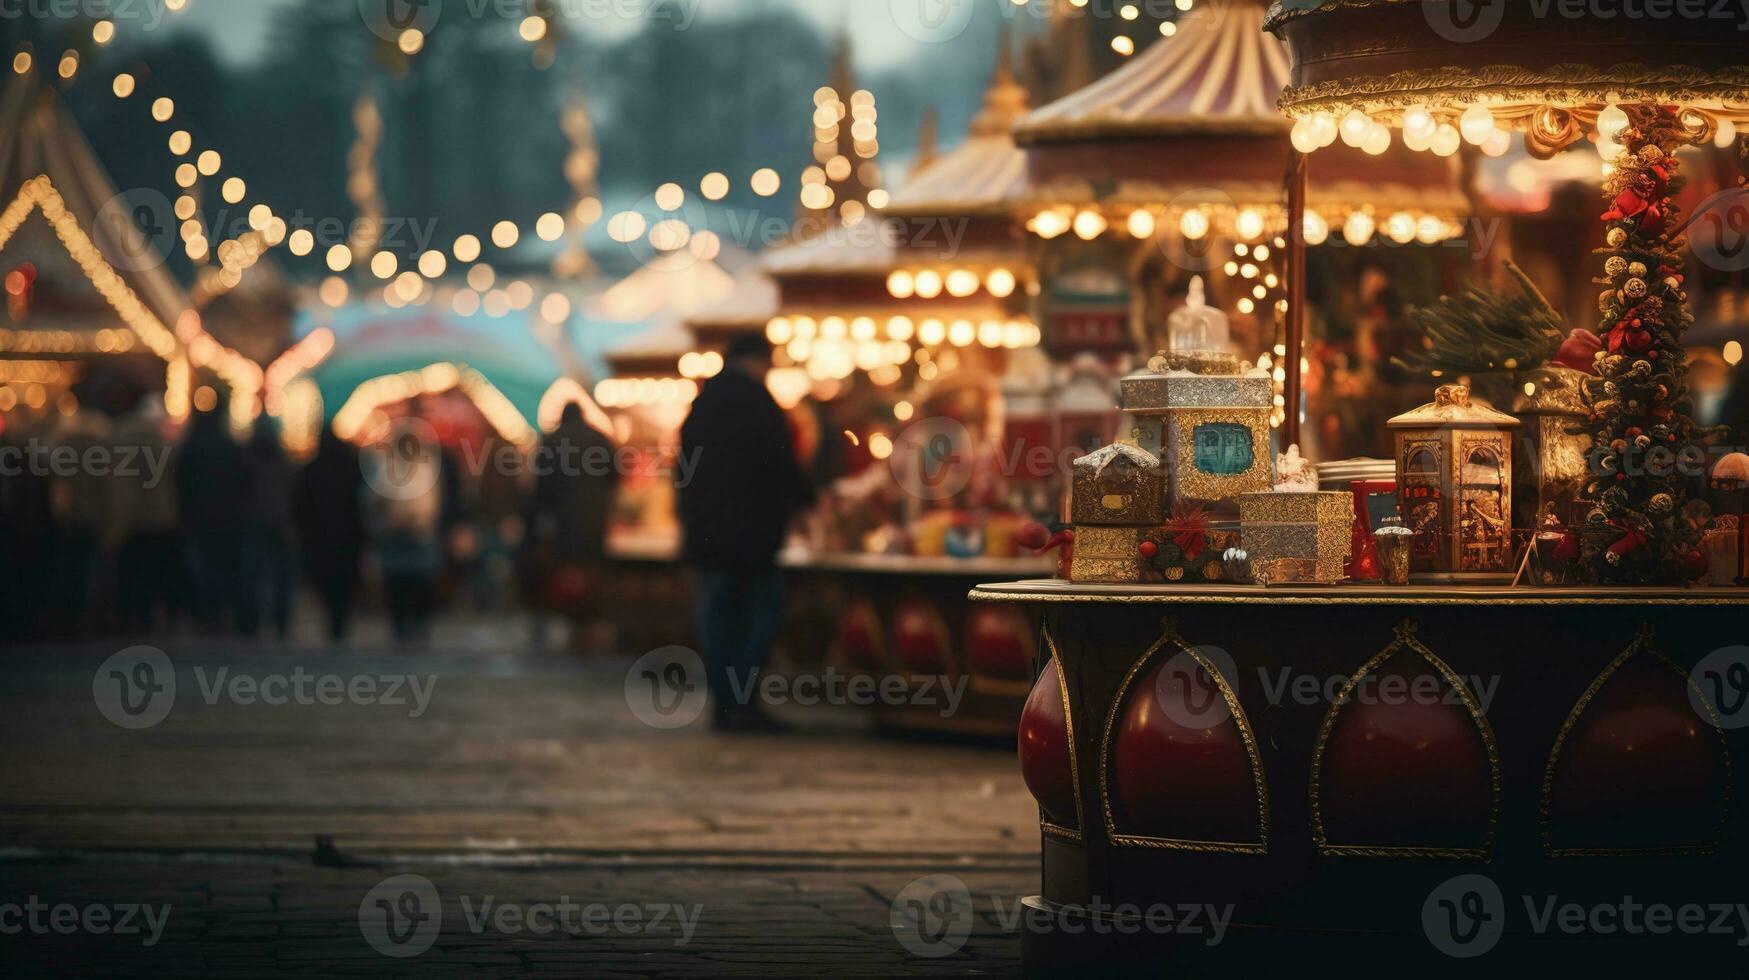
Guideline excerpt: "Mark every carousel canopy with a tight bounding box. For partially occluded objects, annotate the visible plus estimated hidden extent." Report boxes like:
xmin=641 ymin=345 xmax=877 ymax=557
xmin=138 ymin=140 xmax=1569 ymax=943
xmin=1265 ymin=0 xmax=1749 ymax=155
xmin=1014 ymin=0 xmax=1467 ymax=235
xmin=0 ymin=72 xmax=189 ymax=362
xmin=295 ymin=301 xmax=562 ymax=432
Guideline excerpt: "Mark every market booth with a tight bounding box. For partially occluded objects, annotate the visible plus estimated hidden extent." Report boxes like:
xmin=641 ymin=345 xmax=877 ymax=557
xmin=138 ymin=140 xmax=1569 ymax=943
xmin=987 ymin=0 xmax=1749 ymax=969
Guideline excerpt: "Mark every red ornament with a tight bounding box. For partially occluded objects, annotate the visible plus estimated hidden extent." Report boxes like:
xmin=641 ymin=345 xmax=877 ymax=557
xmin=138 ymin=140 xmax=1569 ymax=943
xmin=1139 ymin=540 xmax=1159 ymax=560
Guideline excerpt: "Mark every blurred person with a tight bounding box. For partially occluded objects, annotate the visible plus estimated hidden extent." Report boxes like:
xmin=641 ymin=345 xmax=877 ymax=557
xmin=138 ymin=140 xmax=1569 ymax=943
xmin=112 ymin=398 xmax=182 ymax=633
xmin=294 ymin=426 xmax=368 ymax=643
xmin=678 ymin=335 xmax=814 ymax=731
xmin=47 ymin=400 xmax=118 ymax=635
xmin=1 ymin=417 xmax=58 ymax=640
xmin=238 ymin=418 xmax=296 ymax=639
xmin=177 ymin=400 xmax=250 ymax=631
xmin=366 ymin=421 xmax=447 ymax=644
xmin=522 ymin=403 xmax=620 ymax=648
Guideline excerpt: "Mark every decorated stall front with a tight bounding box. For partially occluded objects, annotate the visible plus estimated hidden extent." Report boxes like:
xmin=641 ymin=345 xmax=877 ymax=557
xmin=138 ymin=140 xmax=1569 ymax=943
xmin=985 ymin=1 xmax=1749 ymax=970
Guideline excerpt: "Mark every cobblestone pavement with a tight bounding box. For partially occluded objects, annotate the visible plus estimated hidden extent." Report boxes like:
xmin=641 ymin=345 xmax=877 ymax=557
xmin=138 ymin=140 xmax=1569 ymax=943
xmin=0 ymin=620 xmax=1039 ymax=976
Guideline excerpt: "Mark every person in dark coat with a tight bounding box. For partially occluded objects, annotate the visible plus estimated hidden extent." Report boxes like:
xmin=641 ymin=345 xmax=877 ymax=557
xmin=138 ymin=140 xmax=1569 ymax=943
xmin=239 ymin=418 xmax=296 ymax=639
xmin=176 ymin=400 xmax=250 ymax=631
xmin=523 ymin=403 xmax=620 ymax=641
xmin=678 ymin=335 xmax=814 ymax=730
xmin=294 ymin=426 xmax=368 ymax=642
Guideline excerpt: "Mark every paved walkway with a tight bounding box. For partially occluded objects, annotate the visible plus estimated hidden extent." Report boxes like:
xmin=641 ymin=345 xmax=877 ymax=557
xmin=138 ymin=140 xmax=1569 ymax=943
xmin=0 ymin=621 xmax=1039 ymax=975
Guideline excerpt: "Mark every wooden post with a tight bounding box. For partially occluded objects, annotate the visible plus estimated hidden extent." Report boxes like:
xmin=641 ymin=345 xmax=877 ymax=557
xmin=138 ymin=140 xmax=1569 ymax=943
xmin=1284 ymin=151 xmax=1308 ymax=452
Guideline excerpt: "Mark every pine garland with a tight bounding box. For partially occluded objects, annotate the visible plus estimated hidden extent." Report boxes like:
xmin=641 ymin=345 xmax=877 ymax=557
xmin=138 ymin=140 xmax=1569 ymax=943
xmin=1395 ymin=261 xmax=1566 ymax=377
xmin=1578 ymin=105 xmax=1700 ymax=584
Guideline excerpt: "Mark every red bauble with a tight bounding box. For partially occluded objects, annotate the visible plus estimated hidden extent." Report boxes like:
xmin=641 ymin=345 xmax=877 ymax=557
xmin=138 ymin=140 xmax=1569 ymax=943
xmin=1138 ymin=540 xmax=1159 ymax=560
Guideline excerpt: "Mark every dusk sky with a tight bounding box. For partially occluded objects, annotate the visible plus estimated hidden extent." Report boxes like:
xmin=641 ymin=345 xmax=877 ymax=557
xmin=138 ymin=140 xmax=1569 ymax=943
xmin=178 ymin=0 xmax=975 ymax=69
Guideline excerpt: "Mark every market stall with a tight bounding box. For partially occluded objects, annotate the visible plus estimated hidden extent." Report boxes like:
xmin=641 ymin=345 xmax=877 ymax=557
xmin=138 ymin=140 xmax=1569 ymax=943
xmin=985 ymin=0 xmax=1749 ymax=968
xmin=1013 ymin=0 xmax=1471 ymax=444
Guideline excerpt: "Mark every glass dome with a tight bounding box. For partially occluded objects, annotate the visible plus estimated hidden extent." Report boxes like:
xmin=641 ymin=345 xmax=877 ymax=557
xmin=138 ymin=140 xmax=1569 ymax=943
xmin=1167 ymin=276 xmax=1230 ymax=354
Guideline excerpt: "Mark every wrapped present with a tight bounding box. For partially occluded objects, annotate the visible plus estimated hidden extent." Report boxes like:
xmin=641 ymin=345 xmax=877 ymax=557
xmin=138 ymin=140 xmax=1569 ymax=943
xmin=1070 ymin=442 xmax=1164 ymax=526
xmin=1120 ymin=369 xmax=1274 ymax=512
xmin=1238 ymin=490 xmax=1354 ymax=583
xmin=1069 ymin=525 xmax=1147 ymax=583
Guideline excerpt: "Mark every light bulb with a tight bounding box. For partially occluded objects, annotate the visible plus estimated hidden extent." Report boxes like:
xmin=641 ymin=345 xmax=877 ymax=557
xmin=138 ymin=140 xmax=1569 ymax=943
xmin=1072 ymin=209 xmax=1107 ymax=240
xmin=1596 ymin=130 xmax=1623 ymax=161
xmin=1235 ymin=209 xmax=1266 ymax=241
xmin=1481 ymin=129 xmax=1511 ymax=157
xmin=1291 ymin=117 xmax=1319 ymax=154
xmin=1180 ymin=210 xmax=1210 ymax=240
xmin=1460 ymin=104 xmax=1496 ymax=145
xmin=1310 ymin=112 xmax=1338 ymax=147
xmin=1597 ymin=103 xmax=1630 ymax=140
xmin=1403 ymin=125 xmax=1433 ymax=152
xmin=1302 ymin=211 xmax=1329 ymax=246
xmin=1340 ymin=109 xmax=1371 ymax=148
xmin=1403 ymin=106 xmax=1436 ymax=142
xmin=1127 ymin=209 xmax=1156 ymax=239
xmin=1343 ymin=211 xmax=1374 ymax=246
xmin=1361 ymin=124 xmax=1391 ymax=156
xmin=1431 ymin=124 xmax=1461 ymax=157
xmin=1385 ymin=212 xmax=1416 ymax=244
xmin=1716 ymin=118 xmax=1739 ymax=149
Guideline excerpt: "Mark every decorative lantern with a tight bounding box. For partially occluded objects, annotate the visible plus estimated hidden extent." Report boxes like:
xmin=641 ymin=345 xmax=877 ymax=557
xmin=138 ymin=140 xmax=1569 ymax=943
xmin=1512 ymin=366 xmax=1593 ymax=530
xmin=1711 ymin=453 xmax=1749 ymax=586
xmin=1120 ymin=364 xmax=1273 ymax=515
xmin=1388 ymin=385 xmax=1520 ymax=578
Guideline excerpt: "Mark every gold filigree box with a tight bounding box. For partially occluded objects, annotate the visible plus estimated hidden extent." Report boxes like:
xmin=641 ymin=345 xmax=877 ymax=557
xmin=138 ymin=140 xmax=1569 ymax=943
xmin=1238 ymin=491 xmax=1354 ymax=582
xmin=1069 ymin=525 xmax=1146 ymax=583
xmin=1070 ymin=443 xmax=1164 ymax=526
xmin=1120 ymin=371 xmax=1274 ymax=510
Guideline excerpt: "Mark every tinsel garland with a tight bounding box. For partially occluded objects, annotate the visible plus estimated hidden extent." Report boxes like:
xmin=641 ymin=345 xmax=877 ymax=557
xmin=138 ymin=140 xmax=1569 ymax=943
xmin=1578 ymin=105 xmax=1701 ymax=584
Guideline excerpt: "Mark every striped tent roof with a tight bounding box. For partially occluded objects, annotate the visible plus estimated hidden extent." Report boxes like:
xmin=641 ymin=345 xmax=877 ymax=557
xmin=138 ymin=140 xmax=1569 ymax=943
xmin=1016 ymin=0 xmax=1291 ymax=142
xmin=883 ymin=59 xmax=1031 ymax=217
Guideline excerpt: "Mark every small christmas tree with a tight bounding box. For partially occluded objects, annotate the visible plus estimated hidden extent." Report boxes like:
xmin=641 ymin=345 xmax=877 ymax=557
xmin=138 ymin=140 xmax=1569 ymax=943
xmin=1579 ymin=106 xmax=1701 ymax=584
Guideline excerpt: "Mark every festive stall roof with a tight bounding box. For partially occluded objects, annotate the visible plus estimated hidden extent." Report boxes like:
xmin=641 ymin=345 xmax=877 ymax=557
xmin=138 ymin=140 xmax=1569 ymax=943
xmin=582 ymin=252 xmax=737 ymax=325
xmin=760 ymin=228 xmax=897 ymax=279
xmin=685 ymin=268 xmax=779 ymax=345
xmin=882 ymin=49 xmax=1031 ymax=219
xmin=1014 ymin=0 xmax=1467 ymax=235
xmin=0 ymin=72 xmax=188 ymax=362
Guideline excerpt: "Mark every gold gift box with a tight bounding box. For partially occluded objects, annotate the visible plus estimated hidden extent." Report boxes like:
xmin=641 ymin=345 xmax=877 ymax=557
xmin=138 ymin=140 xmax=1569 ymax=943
xmin=1070 ymin=525 xmax=1146 ymax=583
xmin=1238 ymin=491 xmax=1354 ymax=582
xmin=1070 ymin=443 xmax=1165 ymax=526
